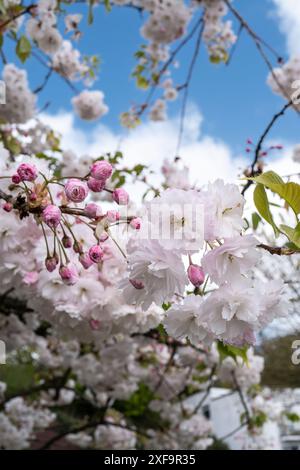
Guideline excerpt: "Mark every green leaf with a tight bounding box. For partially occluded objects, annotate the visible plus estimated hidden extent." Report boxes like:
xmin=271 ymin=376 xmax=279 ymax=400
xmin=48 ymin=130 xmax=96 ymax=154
xmin=103 ymin=0 xmax=111 ymax=12
xmin=252 ymin=212 xmax=261 ymax=230
xmin=0 ymin=35 xmax=3 ymax=49
xmin=285 ymin=412 xmax=300 ymax=423
xmin=0 ymin=363 xmax=35 ymax=396
xmin=252 ymin=170 xmax=284 ymax=186
xmin=5 ymin=136 xmax=21 ymax=155
xmin=16 ymin=35 xmax=31 ymax=63
xmin=253 ymin=183 xmax=279 ymax=236
xmin=280 ymin=222 xmax=300 ymax=248
xmin=136 ymin=75 xmax=149 ymax=90
xmin=217 ymin=341 xmax=248 ymax=365
xmin=252 ymin=171 xmax=300 ymax=216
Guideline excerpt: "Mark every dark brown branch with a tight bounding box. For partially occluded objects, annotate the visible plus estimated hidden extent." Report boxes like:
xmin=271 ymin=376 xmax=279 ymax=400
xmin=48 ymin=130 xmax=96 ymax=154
xmin=0 ymin=188 xmax=12 ymax=203
xmin=176 ymin=19 xmax=205 ymax=155
xmin=0 ymin=5 xmax=36 ymax=31
xmin=241 ymin=100 xmax=293 ymax=195
xmin=257 ymin=243 xmax=300 ymax=256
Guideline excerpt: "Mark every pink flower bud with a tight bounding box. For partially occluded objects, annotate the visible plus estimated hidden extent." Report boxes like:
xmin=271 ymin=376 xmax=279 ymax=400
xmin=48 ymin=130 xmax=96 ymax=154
xmin=187 ymin=264 xmax=205 ymax=287
xmin=2 ymin=202 xmax=13 ymax=212
xmin=90 ymin=161 xmax=112 ymax=181
xmin=12 ymin=173 xmax=21 ymax=184
xmin=106 ymin=210 xmax=120 ymax=222
xmin=73 ymin=241 xmax=83 ymax=254
xmin=99 ymin=232 xmax=109 ymax=243
xmin=59 ymin=263 xmax=79 ymax=285
xmin=84 ymin=202 xmax=102 ymax=219
xmin=112 ymin=188 xmax=129 ymax=205
xmin=79 ymin=252 xmax=93 ymax=269
xmin=87 ymin=176 xmax=105 ymax=193
xmin=42 ymin=204 xmax=61 ymax=229
xmin=23 ymin=271 xmax=38 ymax=285
xmin=45 ymin=256 xmax=58 ymax=272
xmin=130 ymin=279 xmax=144 ymax=290
xmin=65 ymin=178 xmax=88 ymax=203
xmin=62 ymin=235 xmax=72 ymax=248
xmin=17 ymin=163 xmax=38 ymax=182
xmin=29 ymin=192 xmax=37 ymax=202
xmin=88 ymin=245 xmax=104 ymax=263
xmin=89 ymin=319 xmax=101 ymax=330
xmin=130 ymin=217 xmax=141 ymax=230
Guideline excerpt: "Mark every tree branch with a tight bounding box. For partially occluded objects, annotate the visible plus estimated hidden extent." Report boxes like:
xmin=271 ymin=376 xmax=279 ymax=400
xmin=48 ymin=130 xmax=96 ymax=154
xmin=241 ymin=100 xmax=293 ymax=195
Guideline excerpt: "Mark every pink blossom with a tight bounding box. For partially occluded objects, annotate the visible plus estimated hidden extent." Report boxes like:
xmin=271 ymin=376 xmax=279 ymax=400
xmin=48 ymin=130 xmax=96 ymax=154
xmin=11 ymin=173 xmax=21 ymax=184
xmin=17 ymin=163 xmax=38 ymax=182
xmin=79 ymin=252 xmax=93 ymax=270
xmin=99 ymin=233 xmax=109 ymax=242
xmin=84 ymin=202 xmax=102 ymax=219
xmin=88 ymin=245 xmax=104 ymax=263
xmin=62 ymin=236 xmax=72 ymax=248
xmin=187 ymin=264 xmax=205 ymax=287
xmin=90 ymin=160 xmax=112 ymax=181
xmin=130 ymin=217 xmax=141 ymax=230
xmin=65 ymin=178 xmax=88 ymax=202
xmin=42 ymin=205 xmax=61 ymax=229
xmin=112 ymin=188 xmax=129 ymax=205
xmin=87 ymin=176 xmax=105 ymax=192
xmin=59 ymin=263 xmax=79 ymax=285
xmin=23 ymin=271 xmax=39 ymax=285
xmin=106 ymin=210 xmax=120 ymax=222
xmin=129 ymin=279 xmax=144 ymax=290
xmin=89 ymin=319 xmax=101 ymax=330
xmin=45 ymin=256 xmax=59 ymax=272
xmin=2 ymin=202 xmax=13 ymax=212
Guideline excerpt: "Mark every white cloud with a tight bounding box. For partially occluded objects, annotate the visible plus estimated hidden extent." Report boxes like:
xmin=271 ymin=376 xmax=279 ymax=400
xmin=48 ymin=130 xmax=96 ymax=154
xmin=271 ymin=0 xmax=300 ymax=56
xmin=41 ymin=106 xmax=239 ymax=184
xmin=40 ymin=105 xmax=299 ymax=201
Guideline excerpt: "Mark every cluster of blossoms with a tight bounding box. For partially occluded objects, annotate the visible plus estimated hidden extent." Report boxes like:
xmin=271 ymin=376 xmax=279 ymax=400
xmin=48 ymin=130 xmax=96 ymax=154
xmin=140 ymin=0 xmax=192 ymax=45
xmin=0 ymin=145 xmax=290 ymax=349
xmin=72 ymin=90 xmax=109 ymax=121
xmin=51 ymin=40 xmax=89 ymax=82
xmin=0 ymin=295 xmax=281 ymax=450
xmin=267 ymin=56 xmax=300 ymax=108
xmin=26 ymin=0 xmax=62 ymax=55
xmin=201 ymin=0 xmax=237 ymax=62
xmin=0 ymin=64 xmax=36 ymax=124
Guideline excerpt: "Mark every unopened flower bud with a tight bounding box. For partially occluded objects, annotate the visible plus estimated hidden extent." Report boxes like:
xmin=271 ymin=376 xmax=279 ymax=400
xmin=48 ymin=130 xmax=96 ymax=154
xmin=17 ymin=162 xmax=38 ymax=182
xmin=62 ymin=235 xmax=72 ymax=248
xmin=73 ymin=241 xmax=83 ymax=254
xmin=99 ymin=232 xmax=109 ymax=243
xmin=90 ymin=161 xmax=112 ymax=181
xmin=42 ymin=204 xmax=61 ymax=229
xmin=187 ymin=264 xmax=205 ymax=287
xmin=12 ymin=173 xmax=21 ymax=184
xmin=2 ymin=202 xmax=13 ymax=212
xmin=79 ymin=252 xmax=93 ymax=270
xmin=87 ymin=177 xmax=105 ymax=192
xmin=89 ymin=319 xmax=101 ymax=330
xmin=130 ymin=217 xmax=141 ymax=230
xmin=88 ymin=244 xmax=104 ymax=263
xmin=59 ymin=263 xmax=79 ymax=285
xmin=112 ymin=188 xmax=129 ymax=205
xmin=106 ymin=210 xmax=120 ymax=222
xmin=84 ymin=202 xmax=102 ymax=219
xmin=45 ymin=256 xmax=58 ymax=272
xmin=65 ymin=178 xmax=88 ymax=202
xmin=130 ymin=279 xmax=144 ymax=290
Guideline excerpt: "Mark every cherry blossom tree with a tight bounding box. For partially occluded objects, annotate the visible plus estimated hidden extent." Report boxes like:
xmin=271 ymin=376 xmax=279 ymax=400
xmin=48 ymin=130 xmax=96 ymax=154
xmin=0 ymin=0 xmax=299 ymax=450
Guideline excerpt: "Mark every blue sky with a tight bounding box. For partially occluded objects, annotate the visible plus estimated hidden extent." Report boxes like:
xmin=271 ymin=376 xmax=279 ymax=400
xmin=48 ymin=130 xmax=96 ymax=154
xmin=3 ymin=0 xmax=300 ymax=162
